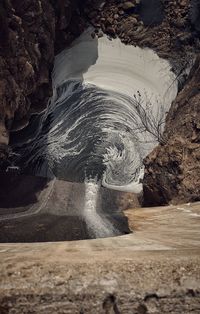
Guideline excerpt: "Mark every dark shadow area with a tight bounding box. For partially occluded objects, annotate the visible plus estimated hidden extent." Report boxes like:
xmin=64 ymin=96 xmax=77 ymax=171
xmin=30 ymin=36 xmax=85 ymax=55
xmin=190 ymin=0 xmax=200 ymax=36
xmin=137 ymin=0 xmax=164 ymax=26
xmin=0 ymin=173 xmax=48 ymax=211
xmin=0 ymin=214 xmax=88 ymax=242
xmin=0 ymin=174 xmax=131 ymax=242
xmin=0 ymin=213 xmax=130 ymax=243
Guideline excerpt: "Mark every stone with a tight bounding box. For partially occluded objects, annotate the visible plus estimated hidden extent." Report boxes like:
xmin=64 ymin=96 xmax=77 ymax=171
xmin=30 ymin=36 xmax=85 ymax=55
xmin=122 ymin=2 xmax=135 ymax=11
xmin=98 ymin=31 xmax=104 ymax=38
xmin=106 ymin=26 xmax=116 ymax=36
xmin=177 ymin=32 xmax=192 ymax=43
xmin=129 ymin=17 xmax=138 ymax=24
xmin=91 ymin=32 xmax=96 ymax=39
xmin=119 ymin=10 xmax=124 ymax=15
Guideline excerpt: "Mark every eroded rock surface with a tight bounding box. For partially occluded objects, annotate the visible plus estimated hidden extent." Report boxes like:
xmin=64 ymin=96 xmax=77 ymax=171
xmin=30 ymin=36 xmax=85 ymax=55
xmin=0 ymin=0 xmax=85 ymax=166
xmin=0 ymin=0 xmax=55 ymax=135
xmin=143 ymin=55 xmax=200 ymax=205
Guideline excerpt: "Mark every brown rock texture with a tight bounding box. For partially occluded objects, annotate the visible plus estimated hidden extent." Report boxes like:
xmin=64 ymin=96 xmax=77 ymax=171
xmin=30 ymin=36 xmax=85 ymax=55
xmin=1 ymin=253 xmax=200 ymax=313
xmin=84 ymin=0 xmax=198 ymax=61
xmin=143 ymin=56 xmax=200 ymax=205
xmin=0 ymin=0 xmax=55 ymax=134
xmin=0 ymin=0 xmax=85 ymax=166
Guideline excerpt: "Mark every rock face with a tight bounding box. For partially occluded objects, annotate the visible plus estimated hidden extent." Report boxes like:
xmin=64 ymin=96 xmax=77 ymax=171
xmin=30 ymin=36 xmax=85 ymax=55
xmin=0 ymin=0 xmax=55 ymax=135
xmin=84 ymin=0 xmax=195 ymax=59
xmin=143 ymin=56 xmax=200 ymax=205
xmin=0 ymin=0 xmax=85 ymax=166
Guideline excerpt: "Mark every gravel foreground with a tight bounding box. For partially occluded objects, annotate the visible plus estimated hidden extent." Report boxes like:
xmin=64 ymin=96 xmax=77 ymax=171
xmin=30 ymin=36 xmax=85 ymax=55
xmin=0 ymin=247 xmax=199 ymax=313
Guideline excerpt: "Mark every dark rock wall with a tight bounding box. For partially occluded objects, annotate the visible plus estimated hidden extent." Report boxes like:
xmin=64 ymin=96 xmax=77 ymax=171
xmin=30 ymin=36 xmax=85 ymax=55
xmin=0 ymin=0 xmax=85 ymax=160
xmin=143 ymin=55 xmax=200 ymax=205
xmin=0 ymin=0 xmax=55 ymax=136
xmin=190 ymin=0 xmax=200 ymax=32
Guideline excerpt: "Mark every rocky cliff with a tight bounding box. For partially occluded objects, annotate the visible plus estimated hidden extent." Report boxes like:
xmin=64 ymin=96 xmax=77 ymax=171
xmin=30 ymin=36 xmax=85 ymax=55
xmin=0 ymin=0 xmax=54 ymax=159
xmin=143 ymin=55 xmax=200 ymax=205
xmin=0 ymin=0 xmax=85 ymax=166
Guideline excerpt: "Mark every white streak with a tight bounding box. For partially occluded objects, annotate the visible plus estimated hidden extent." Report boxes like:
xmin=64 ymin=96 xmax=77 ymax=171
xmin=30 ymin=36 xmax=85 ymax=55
xmin=83 ymin=178 xmax=117 ymax=238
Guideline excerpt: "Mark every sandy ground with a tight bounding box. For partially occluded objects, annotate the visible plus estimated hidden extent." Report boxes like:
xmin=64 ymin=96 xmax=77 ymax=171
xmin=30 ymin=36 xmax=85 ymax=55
xmin=0 ymin=202 xmax=200 ymax=313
